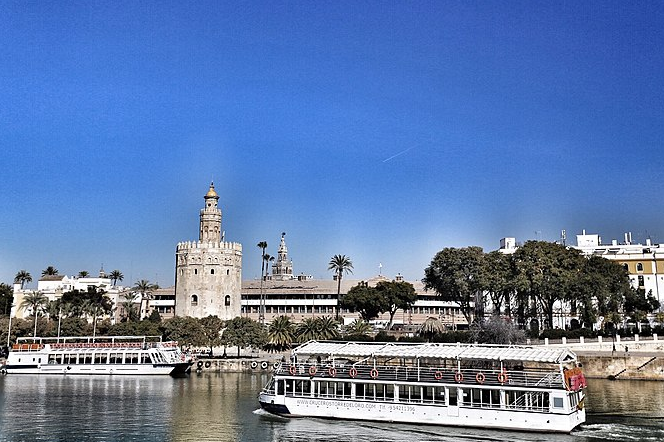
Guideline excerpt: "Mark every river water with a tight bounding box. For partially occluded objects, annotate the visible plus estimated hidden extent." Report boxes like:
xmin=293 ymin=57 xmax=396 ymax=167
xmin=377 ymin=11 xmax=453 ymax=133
xmin=0 ymin=373 xmax=662 ymax=442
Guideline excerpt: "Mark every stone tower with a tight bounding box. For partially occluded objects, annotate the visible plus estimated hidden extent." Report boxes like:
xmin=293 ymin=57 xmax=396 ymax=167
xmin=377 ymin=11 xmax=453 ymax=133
xmin=174 ymin=183 xmax=242 ymax=319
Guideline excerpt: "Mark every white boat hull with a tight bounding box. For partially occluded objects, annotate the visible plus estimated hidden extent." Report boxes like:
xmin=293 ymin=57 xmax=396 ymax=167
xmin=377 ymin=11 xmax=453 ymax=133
xmin=259 ymin=392 xmax=585 ymax=433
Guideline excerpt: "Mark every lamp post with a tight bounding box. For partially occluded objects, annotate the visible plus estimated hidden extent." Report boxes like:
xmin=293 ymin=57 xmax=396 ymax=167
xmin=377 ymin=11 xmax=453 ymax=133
xmin=6 ymin=303 xmax=15 ymax=348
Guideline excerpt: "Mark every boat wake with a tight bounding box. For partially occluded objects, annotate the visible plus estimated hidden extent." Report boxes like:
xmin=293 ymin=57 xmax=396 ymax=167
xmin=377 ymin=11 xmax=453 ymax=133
xmin=575 ymin=423 xmax=664 ymax=441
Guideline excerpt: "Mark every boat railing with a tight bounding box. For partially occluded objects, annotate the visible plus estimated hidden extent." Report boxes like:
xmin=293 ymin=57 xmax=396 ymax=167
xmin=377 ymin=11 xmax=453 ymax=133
xmin=278 ymin=363 xmax=564 ymax=389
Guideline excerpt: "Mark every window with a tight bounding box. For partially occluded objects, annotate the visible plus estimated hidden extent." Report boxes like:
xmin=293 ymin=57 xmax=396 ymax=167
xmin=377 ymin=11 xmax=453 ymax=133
xmin=638 ymin=275 xmax=645 ymax=287
xmin=194 ymin=268 xmax=198 ymax=275
xmin=191 ymin=295 xmax=198 ymax=306
xmin=211 ymin=269 xmax=215 ymax=275
xmin=225 ymin=295 xmax=231 ymax=306
xmin=637 ymin=262 xmax=644 ymax=272
xmin=553 ymin=397 xmax=564 ymax=408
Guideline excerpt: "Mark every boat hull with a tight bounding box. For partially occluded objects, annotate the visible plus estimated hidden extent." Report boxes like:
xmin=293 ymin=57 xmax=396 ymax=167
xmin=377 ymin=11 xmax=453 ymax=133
xmin=258 ymin=392 xmax=585 ymax=433
xmin=5 ymin=361 xmax=191 ymax=377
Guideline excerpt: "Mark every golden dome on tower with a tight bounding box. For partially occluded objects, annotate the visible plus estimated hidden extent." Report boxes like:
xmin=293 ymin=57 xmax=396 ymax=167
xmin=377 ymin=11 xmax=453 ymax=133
xmin=205 ymin=182 xmax=218 ymax=198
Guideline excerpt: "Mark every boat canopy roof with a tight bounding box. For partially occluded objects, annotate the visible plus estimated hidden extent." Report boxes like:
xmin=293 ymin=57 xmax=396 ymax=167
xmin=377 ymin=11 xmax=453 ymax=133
xmin=292 ymin=341 xmax=577 ymax=365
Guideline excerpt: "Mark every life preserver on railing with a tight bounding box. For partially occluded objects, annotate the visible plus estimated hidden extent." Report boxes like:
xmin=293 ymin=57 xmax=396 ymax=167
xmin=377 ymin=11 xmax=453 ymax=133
xmin=197 ymin=361 xmax=203 ymax=368
xmin=434 ymin=371 xmax=443 ymax=380
xmin=251 ymin=361 xmax=258 ymax=369
xmin=370 ymin=368 xmax=379 ymax=379
xmin=261 ymin=361 xmax=268 ymax=370
xmin=476 ymin=372 xmax=485 ymax=384
xmin=273 ymin=362 xmax=280 ymax=370
xmin=289 ymin=365 xmax=297 ymax=375
xmin=454 ymin=372 xmax=463 ymax=383
xmin=349 ymin=367 xmax=358 ymax=378
xmin=328 ymin=367 xmax=337 ymax=377
xmin=309 ymin=365 xmax=317 ymax=376
xmin=498 ymin=371 xmax=508 ymax=384
xmin=205 ymin=361 xmax=211 ymax=368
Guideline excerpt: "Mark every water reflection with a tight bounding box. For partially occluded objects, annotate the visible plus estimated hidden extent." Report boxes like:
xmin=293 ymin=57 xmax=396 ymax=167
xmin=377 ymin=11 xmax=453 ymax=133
xmin=0 ymin=374 xmax=662 ymax=442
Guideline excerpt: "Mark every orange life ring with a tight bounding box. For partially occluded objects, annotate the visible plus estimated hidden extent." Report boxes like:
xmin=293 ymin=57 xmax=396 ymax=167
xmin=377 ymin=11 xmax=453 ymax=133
xmin=454 ymin=372 xmax=463 ymax=383
xmin=370 ymin=368 xmax=379 ymax=379
xmin=434 ymin=371 xmax=443 ymax=380
xmin=349 ymin=367 xmax=358 ymax=378
xmin=289 ymin=365 xmax=297 ymax=375
xmin=328 ymin=367 xmax=337 ymax=377
xmin=309 ymin=365 xmax=318 ymax=376
xmin=498 ymin=372 xmax=508 ymax=384
xmin=476 ymin=372 xmax=485 ymax=384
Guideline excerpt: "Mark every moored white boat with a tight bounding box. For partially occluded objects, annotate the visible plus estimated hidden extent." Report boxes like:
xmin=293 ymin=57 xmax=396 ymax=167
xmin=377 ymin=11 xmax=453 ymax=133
xmin=259 ymin=341 xmax=587 ymax=433
xmin=4 ymin=336 xmax=192 ymax=377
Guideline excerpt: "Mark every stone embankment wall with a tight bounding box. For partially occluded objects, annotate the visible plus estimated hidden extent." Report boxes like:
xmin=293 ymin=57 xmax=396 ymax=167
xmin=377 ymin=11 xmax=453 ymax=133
xmin=193 ymin=358 xmax=282 ymax=373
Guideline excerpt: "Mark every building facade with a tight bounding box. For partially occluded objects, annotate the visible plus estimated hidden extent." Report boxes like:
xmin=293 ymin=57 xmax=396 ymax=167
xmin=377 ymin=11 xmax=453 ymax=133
xmin=174 ymin=183 xmax=242 ymax=319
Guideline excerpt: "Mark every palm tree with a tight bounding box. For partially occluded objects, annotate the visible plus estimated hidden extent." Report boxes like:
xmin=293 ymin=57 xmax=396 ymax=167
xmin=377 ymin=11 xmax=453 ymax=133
xmin=344 ymin=319 xmax=372 ymax=337
xmin=419 ymin=317 xmax=445 ymax=342
xmin=83 ymin=288 xmax=113 ymax=338
xmin=120 ymin=292 xmax=139 ymax=321
xmin=110 ymin=270 xmax=124 ymax=286
xmin=19 ymin=291 xmax=49 ymax=337
xmin=296 ymin=318 xmax=321 ymax=343
xmin=266 ymin=315 xmax=296 ymax=352
xmin=78 ymin=271 xmax=89 ymax=278
xmin=317 ymin=316 xmax=340 ymax=340
xmin=14 ymin=270 xmax=32 ymax=289
xmin=328 ymin=254 xmax=353 ymax=320
xmin=257 ymin=241 xmax=267 ymax=322
xmin=132 ymin=279 xmax=159 ymax=319
xmin=41 ymin=266 xmax=59 ymax=276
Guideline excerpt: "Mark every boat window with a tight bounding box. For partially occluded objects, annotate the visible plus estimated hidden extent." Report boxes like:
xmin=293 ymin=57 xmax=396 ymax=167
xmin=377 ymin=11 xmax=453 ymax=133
xmin=506 ymin=390 xmax=550 ymax=411
xmin=82 ymin=353 xmax=93 ymax=364
xmin=48 ymin=354 xmax=56 ymax=364
xmin=63 ymin=353 xmax=77 ymax=365
xmin=109 ymin=353 xmax=124 ymax=364
xmin=294 ymin=380 xmax=311 ymax=396
xmin=319 ymin=381 xmax=334 ymax=398
xmin=285 ymin=379 xmax=294 ymax=395
xmin=55 ymin=354 xmax=63 ymax=365
xmin=94 ymin=353 xmax=108 ymax=364
xmin=277 ymin=380 xmax=285 ymax=395
xmin=448 ymin=388 xmax=458 ymax=406
xmin=127 ymin=353 xmax=139 ymax=364
xmin=553 ymin=396 xmax=564 ymax=408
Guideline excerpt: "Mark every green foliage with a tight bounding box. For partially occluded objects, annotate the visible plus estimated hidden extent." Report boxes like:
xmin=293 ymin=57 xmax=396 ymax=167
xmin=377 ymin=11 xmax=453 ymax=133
xmin=13 ymin=270 xmax=32 ymax=289
xmin=161 ymin=316 xmax=206 ymax=346
xmin=423 ymin=246 xmax=486 ymax=324
xmin=341 ymin=282 xmax=385 ymax=321
xmin=469 ymin=316 xmax=526 ymax=345
xmin=199 ymin=315 xmax=224 ymax=348
xmin=418 ymin=317 xmax=445 ymax=342
xmin=295 ymin=316 xmax=340 ymax=343
xmin=0 ymin=283 xmax=13 ymax=316
xmin=265 ymin=315 xmax=296 ymax=352
xmin=374 ymin=331 xmax=396 ymax=342
xmin=343 ymin=319 xmax=373 ymax=336
xmin=222 ymin=316 xmax=267 ymax=357
xmin=375 ymin=280 xmax=417 ymax=329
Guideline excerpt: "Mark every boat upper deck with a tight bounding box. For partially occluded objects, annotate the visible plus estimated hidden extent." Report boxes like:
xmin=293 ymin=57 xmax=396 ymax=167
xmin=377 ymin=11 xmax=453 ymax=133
xmin=292 ymin=341 xmax=578 ymax=366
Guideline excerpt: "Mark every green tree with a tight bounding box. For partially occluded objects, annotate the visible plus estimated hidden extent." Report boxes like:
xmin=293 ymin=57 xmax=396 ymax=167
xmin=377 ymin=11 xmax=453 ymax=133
xmin=120 ymin=292 xmax=140 ymax=322
xmin=265 ymin=315 xmax=296 ymax=352
xmin=317 ymin=316 xmax=340 ymax=340
xmin=0 ymin=283 xmax=13 ymax=316
xmin=296 ymin=317 xmax=321 ymax=343
xmin=423 ymin=246 xmax=486 ymax=324
xmin=624 ymin=289 xmax=660 ymax=325
xmin=78 ymin=270 xmax=89 ymax=278
xmin=419 ymin=316 xmax=445 ymax=342
xmin=14 ymin=270 xmax=32 ymax=289
xmin=41 ymin=266 xmax=59 ymax=276
xmin=328 ymin=254 xmax=353 ymax=320
xmin=82 ymin=287 xmax=113 ymax=338
xmin=469 ymin=316 xmax=526 ymax=345
xmin=513 ymin=241 xmax=585 ymax=330
xmin=161 ymin=316 xmax=206 ymax=347
xmin=19 ymin=291 xmax=49 ymax=337
xmin=109 ymin=270 xmax=124 ymax=286
xmin=340 ymin=281 xmax=385 ymax=321
xmin=132 ymin=279 xmax=159 ymax=319
xmin=375 ymin=280 xmax=417 ymax=330
xmin=222 ymin=317 xmax=267 ymax=357
xmin=200 ymin=315 xmax=225 ymax=351
xmin=484 ymin=251 xmax=515 ymax=317
xmin=343 ymin=319 xmax=372 ymax=337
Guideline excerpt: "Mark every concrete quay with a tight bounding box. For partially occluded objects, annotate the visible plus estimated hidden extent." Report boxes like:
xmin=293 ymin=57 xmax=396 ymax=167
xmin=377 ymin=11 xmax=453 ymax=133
xmin=543 ymin=335 xmax=664 ymax=381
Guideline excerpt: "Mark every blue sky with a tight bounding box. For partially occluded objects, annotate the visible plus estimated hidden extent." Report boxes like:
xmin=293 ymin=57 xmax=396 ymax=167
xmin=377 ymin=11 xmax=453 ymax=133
xmin=2 ymin=1 xmax=663 ymax=288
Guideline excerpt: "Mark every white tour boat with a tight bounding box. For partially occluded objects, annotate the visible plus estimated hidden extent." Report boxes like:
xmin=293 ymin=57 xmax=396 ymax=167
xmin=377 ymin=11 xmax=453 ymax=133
xmin=259 ymin=341 xmax=587 ymax=433
xmin=3 ymin=335 xmax=192 ymax=376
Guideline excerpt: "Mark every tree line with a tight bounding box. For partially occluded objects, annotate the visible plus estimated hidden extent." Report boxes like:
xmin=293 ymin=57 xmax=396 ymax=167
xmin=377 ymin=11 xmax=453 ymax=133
xmin=422 ymin=240 xmax=661 ymax=331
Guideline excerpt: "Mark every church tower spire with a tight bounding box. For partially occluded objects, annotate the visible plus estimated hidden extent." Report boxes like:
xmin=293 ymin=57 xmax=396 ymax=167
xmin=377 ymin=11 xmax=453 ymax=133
xmin=200 ymin=182 xmax=222 ymax=242
xmin=272 ymin=232 xmax=294 ymax=280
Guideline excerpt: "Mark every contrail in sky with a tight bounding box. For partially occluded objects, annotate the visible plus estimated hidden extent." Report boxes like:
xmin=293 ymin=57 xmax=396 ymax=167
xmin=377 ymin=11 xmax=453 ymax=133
xmin=382 ymin=146 xmax=415 ymax=163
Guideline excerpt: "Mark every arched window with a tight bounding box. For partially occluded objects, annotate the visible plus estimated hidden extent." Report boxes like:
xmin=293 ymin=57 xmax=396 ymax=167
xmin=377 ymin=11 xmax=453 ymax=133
xmin=637 ymin=262 xmax=644 ymax=272
xmin=227 ymin=269 xmax=230 ymax=275
xmin=225 ymin=295 xmax=231 ymax=306
xmin=211 ymin=269 xmax=215 ymax=275
xmin=191 ymin=295 xmax=198 ymax=306
xmin=194 ymin=269 xmax=198 ymax=275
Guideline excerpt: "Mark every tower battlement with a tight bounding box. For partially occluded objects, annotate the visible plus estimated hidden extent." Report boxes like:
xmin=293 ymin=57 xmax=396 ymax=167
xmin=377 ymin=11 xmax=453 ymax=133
xmin=176 ymin=241 xmax=242 ymax=252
